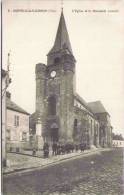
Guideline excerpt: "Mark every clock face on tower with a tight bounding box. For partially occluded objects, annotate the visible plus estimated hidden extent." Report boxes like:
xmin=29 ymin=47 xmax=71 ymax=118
xmin=50 ymin=70 xmax=56 ymax=78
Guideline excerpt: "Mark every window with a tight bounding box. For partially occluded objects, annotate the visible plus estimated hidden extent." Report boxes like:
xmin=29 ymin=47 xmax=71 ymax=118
xmin=22 ymin=132 xmax=27 ymax=141
xmin=48 ymin=96 xmax=56 ymax=115
xmin=91 ymin=120 xmax=92 ymax=135
xmin=14 ymin=115 xmax=19 ymax=127
xmin=73 ymin=119 xmax=78 ymax=139
xmin=6 ymin=129 xmax=11 ymax=141
xmin=54 ymin=57 xmax=60 ymax=64
xmin=14 ymin=116 xmax=16 ymax=126
xmin=17 ymin=116 xmax=19 ymax=126
xmin=95 ymin=124 xmax=98 ymax=136
xmin=74 ymin=119 xmax=78 ymax=127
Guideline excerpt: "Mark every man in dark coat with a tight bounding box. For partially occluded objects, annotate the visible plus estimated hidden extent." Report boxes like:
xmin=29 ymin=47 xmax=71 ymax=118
xmin=75 ymin=144 xmax=79 ymax=152
xmin=43 ymin=142 xmax=49 ymax=158
xmin=52 ymin=142 xmax=57 ymax=155
xmin=80 ymin=143 xmax=85 ymax=152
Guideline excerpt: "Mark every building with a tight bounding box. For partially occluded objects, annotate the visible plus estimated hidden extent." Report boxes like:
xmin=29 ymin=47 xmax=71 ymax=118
xmin=30 ymin=11 xmax=112 ymax=149
xmin=113 ymin=140 xmax=124 ymax=147
xmin=6 ymin=92 xmax=30 ymax=151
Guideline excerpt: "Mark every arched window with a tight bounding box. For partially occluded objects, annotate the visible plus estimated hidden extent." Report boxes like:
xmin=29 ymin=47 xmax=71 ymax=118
xmin=48 ymin=96 xmax=56 ymax=115
xmin=74 ymin=119 xmax=78 ymax=127
xmin=90 ymin=120 xmax=93 ymax=136
xmin=73 ymin=119 xmax=78 ymax=139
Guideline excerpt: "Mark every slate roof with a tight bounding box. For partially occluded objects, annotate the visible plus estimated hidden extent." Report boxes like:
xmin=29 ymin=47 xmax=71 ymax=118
xmin=7 ymin=98 xmax=30 ymax=115
xmin=48 ymin=11 xmax=73 ymax=55
xmin=74 ymin=94 xmax=109 ymax=116
xmin=87 ymin=101 xmax=108 ymax=114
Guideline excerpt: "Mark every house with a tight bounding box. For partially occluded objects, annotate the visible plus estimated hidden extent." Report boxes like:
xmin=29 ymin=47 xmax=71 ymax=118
xmin=113 ymin=140 xmax=124 ymax=147
xmin=6 ymin=92 xmax=30 ymax=151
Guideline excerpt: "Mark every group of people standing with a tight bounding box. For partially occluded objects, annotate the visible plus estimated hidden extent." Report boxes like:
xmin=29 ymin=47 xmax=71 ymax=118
xmin=43 ymin=142 xmax=87 ymax=158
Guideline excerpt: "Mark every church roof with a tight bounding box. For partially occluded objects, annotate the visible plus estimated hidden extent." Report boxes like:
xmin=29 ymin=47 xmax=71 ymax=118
xmin=7 ymin=96 xmax=30 ymax=115
xmin=74 ymin=94 xmax=109 ymax=116
xmin=74 ymin=93 xmax=88 ymax=108
xmin=74 ymin=93 xmax=95 ymax=115
xmin=48 ymin=11 xmax=73 ymax=55
xmin=87 ymin=101 xmax=108 ymax=114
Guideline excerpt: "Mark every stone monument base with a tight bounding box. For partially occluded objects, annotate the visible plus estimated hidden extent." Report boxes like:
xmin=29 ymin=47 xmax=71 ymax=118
xmin=36 ymin=135 xmax=44 ymax=150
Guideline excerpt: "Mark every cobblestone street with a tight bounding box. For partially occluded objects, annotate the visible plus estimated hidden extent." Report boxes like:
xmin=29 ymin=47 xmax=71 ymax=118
xmin=3 ymin=148 xmax=123 ymax=195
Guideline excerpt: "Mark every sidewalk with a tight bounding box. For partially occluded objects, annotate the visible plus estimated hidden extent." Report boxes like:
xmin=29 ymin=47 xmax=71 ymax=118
xmin=3 ymin=148 xmax=111 ymax=175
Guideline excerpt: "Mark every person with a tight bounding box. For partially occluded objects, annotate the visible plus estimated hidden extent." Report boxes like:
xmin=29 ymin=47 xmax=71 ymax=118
xmin=52 ymin=142 xmax=57 ymax=156
xmin=61 ymin=143 xmax=65 ymax=155
xmin=70 ymin=143 xmax=74 ymax=153
xmin=80 ymin=143 xmax=85 ymax=152
xmin=57 ymin=142 xmax=61 ymax=155
xmin=65 ymin=143 xmax=70 ymax=153
xmin=32 ymin=148 xmax=36 ymax=156
xmin=43 ymin=142 xmax=49 ymax=158
xmin=75 ymin=144 xmax=79 ymax=152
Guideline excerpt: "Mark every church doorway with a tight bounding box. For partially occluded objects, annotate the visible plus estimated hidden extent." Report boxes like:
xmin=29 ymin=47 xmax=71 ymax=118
xmin=50 ymin=123 xmax=59 ymax=142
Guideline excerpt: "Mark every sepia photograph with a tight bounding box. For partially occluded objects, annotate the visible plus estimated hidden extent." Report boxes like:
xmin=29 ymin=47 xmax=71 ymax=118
xmin=1 ymin=0 xmax=124 ymax=194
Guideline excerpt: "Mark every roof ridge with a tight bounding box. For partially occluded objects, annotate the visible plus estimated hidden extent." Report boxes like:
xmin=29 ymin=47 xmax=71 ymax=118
xmin=88 ymin=101 xmax=108 ymax=114
xmin=88 ymin=100 xmax=101 ymax=104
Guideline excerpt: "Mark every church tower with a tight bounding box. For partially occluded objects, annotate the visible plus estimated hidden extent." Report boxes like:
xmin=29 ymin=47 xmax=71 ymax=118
xmin=35 ymin=11 xmax=76 ymax=144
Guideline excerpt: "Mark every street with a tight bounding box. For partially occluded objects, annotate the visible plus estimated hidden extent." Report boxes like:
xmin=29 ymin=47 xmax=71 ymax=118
xmin=3 ymin=148 xmax=123 ymax=195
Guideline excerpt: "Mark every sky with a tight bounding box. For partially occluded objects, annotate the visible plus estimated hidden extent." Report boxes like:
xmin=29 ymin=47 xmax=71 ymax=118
xmin=2 ymin=0 xmax=124 ymax=136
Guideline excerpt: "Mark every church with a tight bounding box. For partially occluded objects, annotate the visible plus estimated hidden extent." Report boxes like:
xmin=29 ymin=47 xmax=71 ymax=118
xmin=30 ymin=11 xmax=112 ymax=149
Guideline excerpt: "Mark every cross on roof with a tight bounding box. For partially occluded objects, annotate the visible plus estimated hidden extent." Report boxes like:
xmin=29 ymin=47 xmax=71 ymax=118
xmin=61 ymin=0 xmax=63 ymax=11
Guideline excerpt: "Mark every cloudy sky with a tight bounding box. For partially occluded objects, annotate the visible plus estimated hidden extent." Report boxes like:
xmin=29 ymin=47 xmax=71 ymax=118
xmin=3 ymin=0 xmax=124 ymax=136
